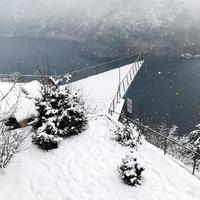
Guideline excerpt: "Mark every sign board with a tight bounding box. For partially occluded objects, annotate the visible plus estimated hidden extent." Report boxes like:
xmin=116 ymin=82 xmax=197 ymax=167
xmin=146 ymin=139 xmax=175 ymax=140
xmin=127 ymin=98 xmax=133 ymax=114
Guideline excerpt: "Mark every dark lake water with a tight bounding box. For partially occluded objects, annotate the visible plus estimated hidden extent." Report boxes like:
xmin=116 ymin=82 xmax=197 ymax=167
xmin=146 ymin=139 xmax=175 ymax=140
xmin=0 ymin=36 xmax=99 ymax=74
xmin=0 ymin=35 xmax=200 ymax=135
xmin=125 ymin=56 xmax=200 ymax=135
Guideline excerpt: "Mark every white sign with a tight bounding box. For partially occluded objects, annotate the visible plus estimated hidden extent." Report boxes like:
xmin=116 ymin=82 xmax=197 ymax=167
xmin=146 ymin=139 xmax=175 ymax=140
xmin=127 ymin=98 xmax=132 ymax=114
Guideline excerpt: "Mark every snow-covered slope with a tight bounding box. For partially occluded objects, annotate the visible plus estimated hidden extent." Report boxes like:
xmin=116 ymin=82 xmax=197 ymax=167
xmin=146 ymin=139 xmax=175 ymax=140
xmin=0 ymin=65 xmax=200 ymax=200
xmin=1 ymin=115 xmax=200 ymax=200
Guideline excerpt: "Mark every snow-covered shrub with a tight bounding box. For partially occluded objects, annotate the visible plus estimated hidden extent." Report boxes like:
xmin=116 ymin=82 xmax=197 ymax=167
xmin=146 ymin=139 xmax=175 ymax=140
xmin=32 ymin=76 xmax=87 ymax=150
xmin=114 ymin=119 xmax=142 ymax=149
xmin=118 ymin=155 xmax=145 ymax=186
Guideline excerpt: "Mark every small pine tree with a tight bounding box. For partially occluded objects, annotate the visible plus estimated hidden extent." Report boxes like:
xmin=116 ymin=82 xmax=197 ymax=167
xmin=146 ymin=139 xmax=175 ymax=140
xmin=184 ymin=125 xmax=200 ymax=160
xmin=118 ymin=155 xmax=145 ymax=186
xmin=187 ymin=124 xmax=200 ymax=152
xmin=32 ymin=76 xmax=87 ymax=150
xmin=115 ymin=119 xmax=142 ymax=149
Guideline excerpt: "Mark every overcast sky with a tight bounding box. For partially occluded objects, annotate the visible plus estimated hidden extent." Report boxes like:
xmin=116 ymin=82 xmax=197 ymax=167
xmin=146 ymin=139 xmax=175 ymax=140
xmin=1 ymin=0 xmax=200 ymax=18
xmin=0 ymin=0 xmax=200 ymax=33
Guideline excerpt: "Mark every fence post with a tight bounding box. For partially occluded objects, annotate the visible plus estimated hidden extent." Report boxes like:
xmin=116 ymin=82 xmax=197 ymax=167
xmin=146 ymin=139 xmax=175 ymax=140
xmin=72 ymin=72 xmax=75 ymax=82
xmin=135 ymin=63 xmax=137 ymax=72
xmin=112 ymin=100 xmax=115 ymax=114
xmin=129 ymin=71 xmax=132 ymax=80
xmin=126 ymin=75 xmax=129 ymax=85
xmin=164 ymin=138 xmax=167 ymax=155
xmin=137 ymin=62 xmax=140 ymax=70
xmin=192 ymin=154 xmax=197 ymax=175
xmin=135 ymin=62 xmax=138 ymax=71
xmin=122 ymin=80 xmax=126 ymax=92
xmin=118 ymin=86 xmax=122 ymax=98
xmin=86 ymin=68 xmax=88 ymax=78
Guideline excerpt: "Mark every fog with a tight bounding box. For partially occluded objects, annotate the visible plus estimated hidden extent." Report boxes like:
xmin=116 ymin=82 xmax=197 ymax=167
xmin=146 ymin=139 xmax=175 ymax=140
xmin=1 ymin=0 xmax=200 ymax=38
xmin=1 ymin=0 xmax=200 ymax=19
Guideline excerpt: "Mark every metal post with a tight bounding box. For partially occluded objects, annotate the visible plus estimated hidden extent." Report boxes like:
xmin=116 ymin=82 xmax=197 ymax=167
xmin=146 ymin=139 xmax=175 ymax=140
xmin=112 ymin=100 xmax=115 ymax=113
xmin=86 ymin=68 xmax=88 ymax=78
xmin=118 ymin=86 xmax=121 ymax=98
xmin=119 ymin=67 xmax=121 ymax=86
xmin=133 ymin=65 xmax=136 ymax=75
xmin=71 ymin=72 xmax=74 ymax=82
xmin=132 ymin=67 xmax=134 ymax=77
xmin=119 ymin=66 xmax=121 ymax=97
xmin=96 ymin=66 xmax=99 ymax=75
xmin=130 ymin=71 xmax=132 ymax=80
xmin=126 ymin=75 xmax=129 ymax=85
xmin=192 ymin=154 xmax=197 ymax=175
xmin=116 ymin=90 xmax=119 ymax=103
xmin=164 ymin=138 xmax=167 ymax=155
xmin=136 ymin=62 xmax=139 ymax=70
xmin=122 ymin=80 xmax=126 ymax=92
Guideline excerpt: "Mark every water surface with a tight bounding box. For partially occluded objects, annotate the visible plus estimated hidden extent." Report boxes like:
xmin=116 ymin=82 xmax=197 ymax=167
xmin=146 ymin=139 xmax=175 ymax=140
xmin=125 ymin=57 xmax=200 ymax=135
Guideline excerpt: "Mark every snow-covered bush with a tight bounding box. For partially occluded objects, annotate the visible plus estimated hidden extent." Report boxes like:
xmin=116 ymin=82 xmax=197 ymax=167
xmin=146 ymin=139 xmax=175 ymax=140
xmin=114 ymin=119 xmax=142 ymax=149
xmin=32 ymin=76 xmax=87 ymax=150
xmin=118 ymin=155 xmax=145 ymax=186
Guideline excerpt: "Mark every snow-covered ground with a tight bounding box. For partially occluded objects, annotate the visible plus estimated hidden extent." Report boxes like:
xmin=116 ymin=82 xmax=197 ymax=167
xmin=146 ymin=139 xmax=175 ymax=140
xmin=0 ymin=64 xmax=200 ymax=200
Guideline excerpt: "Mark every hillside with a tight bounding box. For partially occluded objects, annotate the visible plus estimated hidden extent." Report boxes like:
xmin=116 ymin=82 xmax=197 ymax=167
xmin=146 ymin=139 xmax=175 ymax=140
xmin=0 ymin=65 xmax=200 ymax=200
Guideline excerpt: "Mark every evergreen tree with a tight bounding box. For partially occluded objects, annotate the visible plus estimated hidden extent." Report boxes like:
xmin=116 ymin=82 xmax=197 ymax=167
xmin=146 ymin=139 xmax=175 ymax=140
xmin=187 ymin=124 xmax=200 ymax=152
xmin=115 ymin=119 xmax=142 ymax=149
xmin=118 ymin=155 xmax=145 ymax=186
xmin=32 ymin=76 xmax=87 ymax=150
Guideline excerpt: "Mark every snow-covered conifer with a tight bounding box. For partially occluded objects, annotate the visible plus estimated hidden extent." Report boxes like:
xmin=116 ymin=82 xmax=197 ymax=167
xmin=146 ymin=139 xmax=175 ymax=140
xmin=118 ymin=155 xmax=145 ymax=186
xmin=32 ymin=76 xmax=87 ymax=150
xmin=115 ymin=119 xmax=142 ymax=149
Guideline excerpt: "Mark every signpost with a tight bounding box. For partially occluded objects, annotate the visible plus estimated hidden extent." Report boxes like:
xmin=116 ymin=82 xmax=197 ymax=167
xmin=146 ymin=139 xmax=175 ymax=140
xmin=127 ymin=98 xmax=133 ymax=114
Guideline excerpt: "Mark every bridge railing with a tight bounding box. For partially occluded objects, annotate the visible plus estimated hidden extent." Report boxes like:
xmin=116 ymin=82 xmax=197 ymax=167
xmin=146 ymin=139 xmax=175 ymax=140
xmin=0 ymin=73 xmax=61 ymax=83
xmin=0 ymin=55 xmax=139 ymax=83
xmin=70 ymin=54 xmax=140 ymax=82
xmin=110 ymin=111 xmax=200 ymax=176
xmin=108 ymin=55 xmax=144 ymax=116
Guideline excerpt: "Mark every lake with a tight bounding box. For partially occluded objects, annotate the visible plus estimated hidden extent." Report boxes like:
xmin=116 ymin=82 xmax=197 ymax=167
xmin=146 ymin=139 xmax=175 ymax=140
xmin=0 ymin=36 xmax=99 ymax=74
xmin=124 ymin=56 xmax=200 ymax=135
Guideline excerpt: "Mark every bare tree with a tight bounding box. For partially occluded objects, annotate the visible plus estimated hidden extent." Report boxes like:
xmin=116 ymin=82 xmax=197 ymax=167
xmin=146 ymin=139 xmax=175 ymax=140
xmin=0 ymin=80 xmax=30 ymax=168
xmin=0 ymin=123 xmax=30 ymax=168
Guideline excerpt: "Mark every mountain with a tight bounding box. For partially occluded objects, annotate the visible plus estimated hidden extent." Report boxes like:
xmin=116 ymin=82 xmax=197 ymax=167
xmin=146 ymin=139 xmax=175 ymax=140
xmin=0 ymin=0 xmax=200 ymax=57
